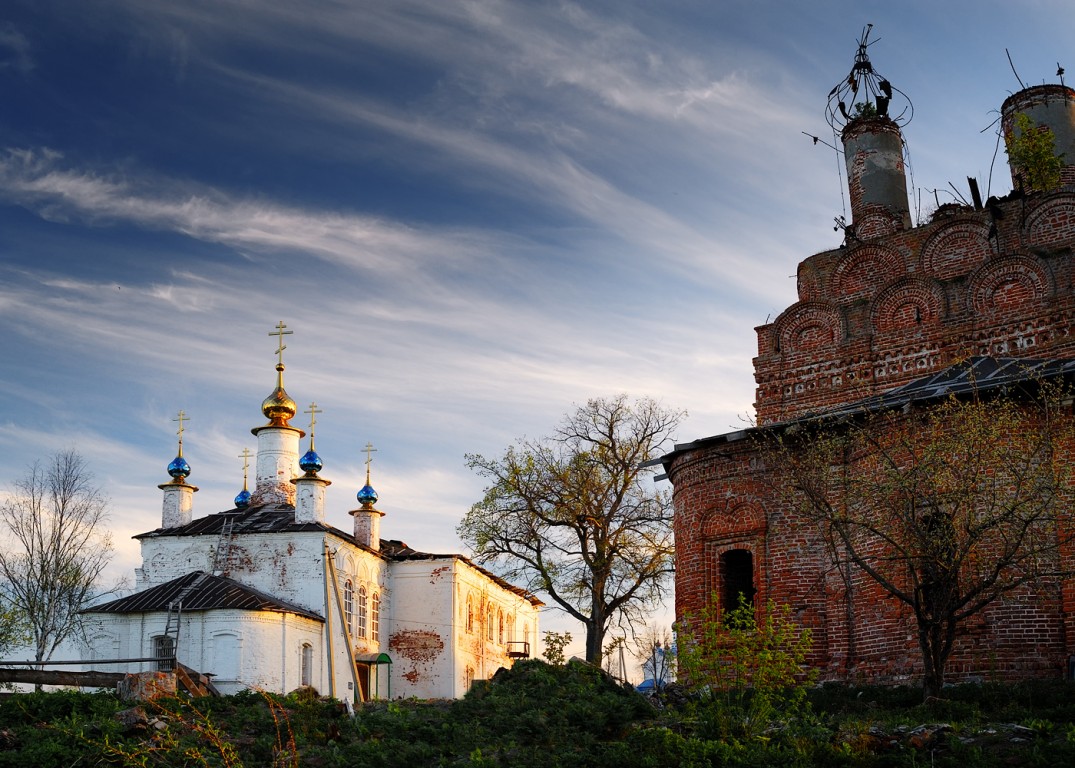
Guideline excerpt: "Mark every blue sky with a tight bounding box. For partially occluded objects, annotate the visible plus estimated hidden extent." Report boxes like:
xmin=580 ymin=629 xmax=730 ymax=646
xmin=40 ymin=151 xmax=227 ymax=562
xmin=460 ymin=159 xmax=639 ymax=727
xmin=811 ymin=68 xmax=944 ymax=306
xmin=2 ymin=0 xmax=1073 ymax=650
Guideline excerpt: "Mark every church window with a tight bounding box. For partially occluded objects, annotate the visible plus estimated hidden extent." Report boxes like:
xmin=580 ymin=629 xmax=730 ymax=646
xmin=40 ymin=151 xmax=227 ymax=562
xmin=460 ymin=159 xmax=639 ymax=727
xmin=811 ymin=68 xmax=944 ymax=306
xmin=371 ymin=592 xmax=380 ymax=643
xmin=211 ymin=632 xmax=241 ymax=681
xmin=357 ymin=586 xmax=368 ymax=638
xmin=720 ymin=549 xmax=756 ymax=616
xmin=301 ymin=643 xmax=313 ymax=687
xmin=466 ymin=595 xmax=474 ymax=633
xmin=487 ymin=603 xmax=495 ymax=641
xmin=344 ymin=579 xmax=355 ymax=635
xmin=153 ymin=635 xmax=175 ymax=672
xmin=498 ymin=610 xmax=504 ymax=645
xmin=464 ymin=665 xmax=474 ymax=690
xmin=506 ymin=614 xmax=515 ymax=643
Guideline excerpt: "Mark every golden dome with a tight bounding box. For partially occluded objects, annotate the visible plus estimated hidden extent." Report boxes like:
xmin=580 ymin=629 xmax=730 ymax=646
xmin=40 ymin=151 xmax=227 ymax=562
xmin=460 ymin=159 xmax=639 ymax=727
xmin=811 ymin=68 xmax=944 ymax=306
xmin=262 ymin=364 xmax=297 ymax=426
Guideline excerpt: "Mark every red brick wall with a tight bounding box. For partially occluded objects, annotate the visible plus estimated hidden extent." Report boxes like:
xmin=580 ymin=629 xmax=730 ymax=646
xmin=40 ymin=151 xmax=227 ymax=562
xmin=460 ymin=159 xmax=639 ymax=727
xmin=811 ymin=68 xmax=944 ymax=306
xmin=674 ymin=173 xmax=1075 ymax=683
xmin=754 ymin=192 xmax=1075 ymax=426
xmin=670 ymin=424 xmax=1075 ymax=684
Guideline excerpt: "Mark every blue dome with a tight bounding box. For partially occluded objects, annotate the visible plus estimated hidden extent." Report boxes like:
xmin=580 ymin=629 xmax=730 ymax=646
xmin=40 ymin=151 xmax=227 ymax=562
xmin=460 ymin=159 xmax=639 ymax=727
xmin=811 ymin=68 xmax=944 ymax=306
xmin=357 ymin=484 xmax=378 ymax=505
xmin=234 ymin=488 xmax=252 ymax=508
xmin=167 ymin=455 xmax=191 ymax=479
xmin=299 ymin=449 xmax=323 ymax=473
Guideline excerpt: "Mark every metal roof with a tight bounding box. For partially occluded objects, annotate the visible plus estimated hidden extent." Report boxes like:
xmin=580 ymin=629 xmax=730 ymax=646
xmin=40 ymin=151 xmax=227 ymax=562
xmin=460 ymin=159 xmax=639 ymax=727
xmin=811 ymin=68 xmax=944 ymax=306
xmin=133 ymin=509 xmax=543 ymax=607
xmin=83 ymin=570 xmax=324 ymax=621
xmin=659 ymin=356 xmax=1075 ymax=473
xmin=134 ymin=502 xmax=330 ymax=539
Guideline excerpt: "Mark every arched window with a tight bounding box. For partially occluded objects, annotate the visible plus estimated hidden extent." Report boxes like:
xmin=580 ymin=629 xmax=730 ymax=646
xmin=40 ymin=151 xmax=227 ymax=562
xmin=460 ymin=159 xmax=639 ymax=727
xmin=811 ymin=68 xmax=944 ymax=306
xmin=300 ymin=643 xmax=313 ymax=687
xmin=371 ymin=592 xmax=381 ymax=643
xmin=498 ymin=610 xmax=504 ymax=645
xmin=153 ymin=635 xmax=175 ymax=672
xmin=487 ymin=603 xmax=495 ymax=641
xmin=210 ymin=632 xmax=241 ymax=682
xmin=506 ymin=614 xmax=515 ymax=643
xmin=357 ymin=585 xmax=368 ymax=638
xmin=344 ymin=579 xmax=355 ymax=635
xmin=466 ymin=595 xmax=474 ymax=633
xmin=720 ymin=549 xmax=756 ymax=615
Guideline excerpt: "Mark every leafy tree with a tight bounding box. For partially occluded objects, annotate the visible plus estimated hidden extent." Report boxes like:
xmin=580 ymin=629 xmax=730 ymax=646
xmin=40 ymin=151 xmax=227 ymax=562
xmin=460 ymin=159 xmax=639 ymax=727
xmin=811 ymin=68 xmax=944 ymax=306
xmin=460 ymin=395 xmax=684 ymax=664
xmin=0 ymin=450 xmax=115 ymax=674
xmin=767 ymin=375 xmax=1075 ymax=699
xmin=1005 ymin=112 xmax=1064 ymax=192
xmin=541 ymin=630 xmax=572 ymax=665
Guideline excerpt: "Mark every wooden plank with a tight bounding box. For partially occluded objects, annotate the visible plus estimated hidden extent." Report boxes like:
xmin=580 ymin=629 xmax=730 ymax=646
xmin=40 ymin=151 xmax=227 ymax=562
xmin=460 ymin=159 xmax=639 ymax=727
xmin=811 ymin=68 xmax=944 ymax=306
xmin=0 ymin=668 xmax=125 ymax=687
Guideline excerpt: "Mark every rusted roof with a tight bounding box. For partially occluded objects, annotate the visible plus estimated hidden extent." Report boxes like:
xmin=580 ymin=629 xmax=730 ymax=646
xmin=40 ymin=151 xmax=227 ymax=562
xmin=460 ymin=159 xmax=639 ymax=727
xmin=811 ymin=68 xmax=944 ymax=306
xmin=135 ymin=510 xmax=543 ymax=607
xmin=83 ymin=571 xmax=323 ymax=621
xmin=135 ymin=503 xmax=331 ymax=539
xmin=659 ymin=356 xmax=1075 ymax=474
xmin=383 ymin=540 xmax=544 ymax=607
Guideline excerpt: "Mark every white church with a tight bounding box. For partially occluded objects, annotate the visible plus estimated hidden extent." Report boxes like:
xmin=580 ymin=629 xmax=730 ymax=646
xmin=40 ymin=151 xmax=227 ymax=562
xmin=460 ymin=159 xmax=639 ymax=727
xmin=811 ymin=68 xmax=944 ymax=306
xmin=82 ymin=323 xmax=542 ymax=700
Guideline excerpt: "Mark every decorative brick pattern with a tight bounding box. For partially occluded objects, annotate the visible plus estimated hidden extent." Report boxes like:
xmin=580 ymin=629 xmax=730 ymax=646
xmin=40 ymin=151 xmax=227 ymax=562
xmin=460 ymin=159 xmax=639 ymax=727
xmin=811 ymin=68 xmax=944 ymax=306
xmin=672 ymin=84 xmax=1075 ymax=686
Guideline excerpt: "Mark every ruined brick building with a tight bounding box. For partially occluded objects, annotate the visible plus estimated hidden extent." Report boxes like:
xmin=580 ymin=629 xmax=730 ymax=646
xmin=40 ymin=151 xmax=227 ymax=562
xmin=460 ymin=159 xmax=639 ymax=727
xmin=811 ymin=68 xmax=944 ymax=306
xmin=81 ymin=326 xmax=541 ymax=699
xmin=662 ymin=40 xmax=1075 ymax=683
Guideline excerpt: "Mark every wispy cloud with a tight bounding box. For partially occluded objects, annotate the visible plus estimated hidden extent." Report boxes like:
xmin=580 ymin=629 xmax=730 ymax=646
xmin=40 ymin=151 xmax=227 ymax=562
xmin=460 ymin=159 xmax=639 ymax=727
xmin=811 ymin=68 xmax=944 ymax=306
xmin=0 ymin=24 xmax=33 ymax=74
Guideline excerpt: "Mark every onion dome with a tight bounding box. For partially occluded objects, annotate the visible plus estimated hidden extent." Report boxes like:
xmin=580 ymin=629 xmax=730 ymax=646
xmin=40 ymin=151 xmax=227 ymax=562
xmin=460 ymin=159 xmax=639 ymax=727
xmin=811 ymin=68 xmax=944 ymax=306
xmin=167 ymin=454 xmax=191 ymax=480
xmin=262 ymin=364 xmax=298 ymax=427
xmin=300 ymin=449 xmax=323 ymax=474
xmin=234 ymin=488 xmax=252 ymax=508
xmin=357 ymin=483 xmax=378 ymax=508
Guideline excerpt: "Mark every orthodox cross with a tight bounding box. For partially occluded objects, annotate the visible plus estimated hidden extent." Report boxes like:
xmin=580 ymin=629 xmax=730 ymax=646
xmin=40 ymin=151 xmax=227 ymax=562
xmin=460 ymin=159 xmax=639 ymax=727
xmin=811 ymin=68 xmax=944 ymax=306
xmin=173 ymin=410 xmax=189 ymax=456
xmin=304 ymin=402 xmax=323 ymax=450
xmin=363 ymin=441 xmax=377 ymax=484
xmin=238 ymin=448 xmax=252 ymax=490
xmin=268 ymin=321 xmax=292 ymax=367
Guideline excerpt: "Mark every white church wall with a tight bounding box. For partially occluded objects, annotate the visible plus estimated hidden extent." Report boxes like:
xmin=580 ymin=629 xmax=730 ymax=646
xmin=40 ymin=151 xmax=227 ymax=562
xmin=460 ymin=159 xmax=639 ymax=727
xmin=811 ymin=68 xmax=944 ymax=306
xmin=79 ymin=609 xmax=324 ymax=695
xmin=386 ymin=557 xmax=540 ymax=699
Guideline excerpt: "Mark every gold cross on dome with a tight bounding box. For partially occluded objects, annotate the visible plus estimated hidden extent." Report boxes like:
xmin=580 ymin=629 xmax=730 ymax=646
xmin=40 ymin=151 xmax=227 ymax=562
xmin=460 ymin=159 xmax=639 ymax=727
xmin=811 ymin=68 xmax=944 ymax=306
xmin=304 ymin=403 xmax=323 ymax=433
xmin=363 ymin=441 xmax=377 ymax=483
xmin=173 ymin=410 xmax=189 ymax=456
xmin=238 ymin=447 xmax=252 ymax=488
xmin=268 ymin=321 xmax=293 ymax=367
xmin=304 ymin=403 xmax=323 ymax=451
xmin=238 ymin=447 xmax=252 ymax=474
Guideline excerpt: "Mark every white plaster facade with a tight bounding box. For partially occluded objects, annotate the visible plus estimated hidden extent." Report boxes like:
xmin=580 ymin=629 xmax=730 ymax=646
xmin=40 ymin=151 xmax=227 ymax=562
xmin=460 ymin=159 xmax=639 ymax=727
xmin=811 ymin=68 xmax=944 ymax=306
xmin=81 ymin=354 xmax=541 ymax=700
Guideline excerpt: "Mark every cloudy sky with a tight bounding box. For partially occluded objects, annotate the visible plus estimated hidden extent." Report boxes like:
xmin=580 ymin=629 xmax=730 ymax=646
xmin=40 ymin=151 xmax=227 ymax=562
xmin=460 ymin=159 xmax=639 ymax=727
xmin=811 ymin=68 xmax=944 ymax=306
xmin=1 ymin=0 xmax=1072 ymax=649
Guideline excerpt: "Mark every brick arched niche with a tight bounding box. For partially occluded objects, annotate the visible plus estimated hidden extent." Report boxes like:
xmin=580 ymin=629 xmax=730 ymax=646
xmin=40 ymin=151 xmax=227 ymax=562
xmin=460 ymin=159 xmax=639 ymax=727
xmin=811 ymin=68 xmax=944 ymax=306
xmin=870 ymin=277 xmax=945 ymax=334
xmin=831 ymin=244 xmax=904 ymax=303
xmin=1025 ymin=194 xmax=1075 ymax=249
xmin=968 ymin=255 xmax=1053 ymax=315
xmin=921 ymin=219 xmax=992 ymax=281
xmin=700 ymin=502 xmax=767 ymax=616
xmin=773 ymin=302 xmax=843 ymax=355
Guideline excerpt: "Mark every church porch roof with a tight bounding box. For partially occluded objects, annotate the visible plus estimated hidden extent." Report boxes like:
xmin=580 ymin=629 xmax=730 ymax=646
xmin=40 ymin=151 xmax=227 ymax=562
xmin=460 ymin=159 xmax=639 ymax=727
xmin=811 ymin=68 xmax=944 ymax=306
xmin=83 ymin=570 xmax=324 ymax=621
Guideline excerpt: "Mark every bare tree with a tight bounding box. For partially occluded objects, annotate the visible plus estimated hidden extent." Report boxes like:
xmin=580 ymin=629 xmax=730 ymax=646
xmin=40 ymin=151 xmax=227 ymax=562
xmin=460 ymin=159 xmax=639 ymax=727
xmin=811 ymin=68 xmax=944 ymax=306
xmin=768 ymin=379 xmax=1075 ymax=699
xmin=0 ymin=450 xmax=115 ymax=669
xmin=633 ymin=626 xmax=675 ymax=691
xmin=460 ymin=396 xmax=684 ymax=664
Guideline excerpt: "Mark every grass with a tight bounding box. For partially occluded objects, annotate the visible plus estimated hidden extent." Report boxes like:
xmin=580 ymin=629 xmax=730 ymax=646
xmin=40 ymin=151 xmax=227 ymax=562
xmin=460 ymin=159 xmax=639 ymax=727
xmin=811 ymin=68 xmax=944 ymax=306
xmin=1 ymin=663 xmax=1074 ymax=767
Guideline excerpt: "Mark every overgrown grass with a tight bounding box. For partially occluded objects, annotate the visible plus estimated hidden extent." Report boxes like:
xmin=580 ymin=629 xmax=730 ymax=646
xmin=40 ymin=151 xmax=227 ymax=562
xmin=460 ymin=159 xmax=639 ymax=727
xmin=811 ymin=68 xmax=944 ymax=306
xmin=1 ymin=664 xmax=1075 ymax=767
